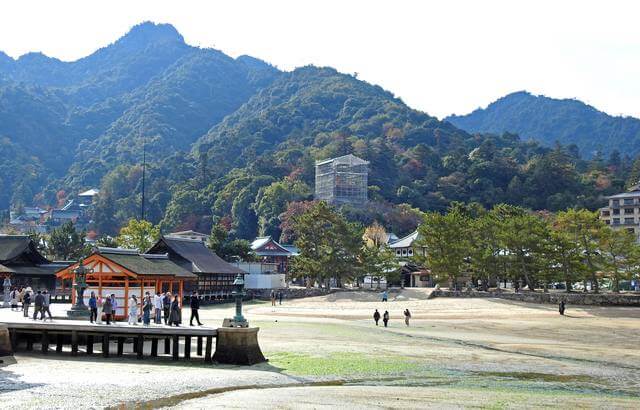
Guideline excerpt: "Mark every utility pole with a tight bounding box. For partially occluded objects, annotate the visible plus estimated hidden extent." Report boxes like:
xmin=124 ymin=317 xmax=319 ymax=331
xmin=141 ymin=142 xmax=146 ymax=221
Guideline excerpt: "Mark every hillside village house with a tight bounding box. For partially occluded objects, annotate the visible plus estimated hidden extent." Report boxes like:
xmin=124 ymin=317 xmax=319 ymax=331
xmin=0 ymin=235 xmax=66 ymax=290
xmin=146 ymin=235 xmax=246 ymax=302
xmin=600 ymin=184 xmax=640 ymax=239
xmin=56 ymin=247 xmax=196 ymax=318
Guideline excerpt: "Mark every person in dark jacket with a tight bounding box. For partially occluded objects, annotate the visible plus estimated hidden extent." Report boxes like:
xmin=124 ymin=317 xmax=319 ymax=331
xmin=33 ymin=290 xmax=45 ymax=320
xmin=102 ymin=297 xmax=113 ymax=325
xmin=559 ymin=301 xmax=566 ymax=316
xmin=189 ymin=291 xmax=203 ymax=326
xmin=88 ymin=291 xmax=98 ymax=323
xmin=163 ymin=292 xmax=172 ymax=325
xmin=40 ymin=290 xmax=53 ymax=321
xmin=382 ymin=310 xmax=390 ymax=327
xmin=169 ymin=296 xmax=181 ymax=327
xmin=373 ymin=309 xmax=381 ymax=326
xmin=142 ymin=292 xmax=153 ymax=326
xmin=22 ymin=290 xmax=31 ymax=318
xmin=278 ymin=291 xmax=283 ymax=305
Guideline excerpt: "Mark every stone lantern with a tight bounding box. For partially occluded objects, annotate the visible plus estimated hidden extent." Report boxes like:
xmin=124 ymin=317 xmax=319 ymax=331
xmin=66 ymin=258 xmax=93 ymax=318
xmin=230 ymin=273 xmax=248 ymax=327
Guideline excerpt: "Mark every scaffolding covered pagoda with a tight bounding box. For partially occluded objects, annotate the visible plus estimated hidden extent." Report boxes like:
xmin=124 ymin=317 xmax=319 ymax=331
xmin=315 ymin=154 xmax=368 ymax=205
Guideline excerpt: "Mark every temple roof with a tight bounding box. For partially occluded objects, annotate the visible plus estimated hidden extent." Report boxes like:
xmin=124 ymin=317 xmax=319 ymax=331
xmin=147 ymin=236 xmax=245 ymax=275
xmin=0 ymin=235 xmax=50 ymax=264
xmin=97 ymin=247 xmax=195 ymax=278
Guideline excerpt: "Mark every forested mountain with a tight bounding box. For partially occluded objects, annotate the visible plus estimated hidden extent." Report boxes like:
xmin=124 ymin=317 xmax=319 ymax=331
xmin=446 ymin=91 xmax=640 ymax=157
xmin=0 ymin=23 xmax=633 ymax=241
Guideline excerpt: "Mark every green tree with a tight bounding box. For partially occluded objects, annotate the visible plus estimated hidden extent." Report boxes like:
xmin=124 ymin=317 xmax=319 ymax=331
xmin=416 ymin=207 xmax=470 ymax=289
xmin=469 ymin=208 xmax=503 ymax=291
xmin=254 ymin=179 xmax=311 ymax=238
xmin=546 ymin=223 xmax=582 ymax=292
xmin=599 ymin=227 xmax=638 ymax=292
xmin=49 ymin=221 xmax=86 ymax=260
xmin=208 ymin=223 xmax=253 ymax=262
xmin=498 ymin=207 xmax=549 ymax=291
xmin=555 ymin=209 xmax=605 ymax=293
xmin=116 ymin=219 xmax=160 ymax=252
xmin=291 ymin=202 xmax=361 ymax=288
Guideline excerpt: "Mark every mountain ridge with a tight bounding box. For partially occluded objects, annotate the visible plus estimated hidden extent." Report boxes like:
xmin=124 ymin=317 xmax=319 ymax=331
xmin=446 ymin=91 xmax=640 ymax=157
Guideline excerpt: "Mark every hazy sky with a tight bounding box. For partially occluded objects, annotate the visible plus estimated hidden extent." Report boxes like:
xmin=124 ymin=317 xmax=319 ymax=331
xmin=1 ymin=0 xmax=638 ymax=119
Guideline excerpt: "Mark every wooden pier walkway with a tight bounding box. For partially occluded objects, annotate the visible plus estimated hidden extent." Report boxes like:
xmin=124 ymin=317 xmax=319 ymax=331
xmin=6 ymin=320 xmax=217 ymax=362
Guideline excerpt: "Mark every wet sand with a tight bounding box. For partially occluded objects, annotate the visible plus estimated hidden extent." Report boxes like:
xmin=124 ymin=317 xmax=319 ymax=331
xmin=1 ymin=290 xmax=639 ymax=408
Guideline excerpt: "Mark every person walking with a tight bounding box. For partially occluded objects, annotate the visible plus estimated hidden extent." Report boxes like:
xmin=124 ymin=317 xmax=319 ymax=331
xmin=190 ymin=291 xmax=203 ymax=326
xmin=382 ymin=290 xmax=388 ymax=302
xmin=88 ymin=291 xmax=98 ymax=323
xmin=383 ymin=310 xmax=389 ymax=327
xmin=373 ymin=309 xmax=381 ymax=326
xmin=270 ymin=289 xmax=276 ymax=307
xmin=169 ymin=295 xmax=181 ymax=327
xmin=22 ymin=289 xmax=31 ymax=318
xmin=10 ymin=288 xmax=18 ymax=311
xmin=559 ymin=301 xmax=566 ymax=316
xmin=33 ymin=290 xmax=44 ymax=320
xmin=110 ymin=294 xmax=118 ymax=322
xmin=163 ymin=292 xmax=172 ymax=325
xmin=41 ymin=290 xmax=53 ymax=321
xmin=95 ymin=295 xmax=103 ymax=324
xmin=153 ymin=291 xmax=163 ymax=324
xmin=404 ymin=308 xmax=412 ymax=327
xmin=142 ymin=292 xmax=152 ymax=326
xmin=128 ymin=295 xmax=139 ymax=325
xmin=103 ymin=296 xmax=113 ymax=325
xmin=278 ymin=291 xmax=283 ymax=305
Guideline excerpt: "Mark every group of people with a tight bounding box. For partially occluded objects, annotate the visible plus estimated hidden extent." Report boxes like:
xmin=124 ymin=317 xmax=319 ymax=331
xmin=9 ymin=287 xmax=53 ymax=321
xmin=87 ymin=290 xmax=201 ymax=327
xmin=269 ymin=290 xmax=284 ymax=306
xmin=373 ymin=308 xmax=412 ymax=327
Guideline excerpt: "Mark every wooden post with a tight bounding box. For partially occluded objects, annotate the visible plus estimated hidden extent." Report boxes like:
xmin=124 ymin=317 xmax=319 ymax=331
xmin=56 ymin=334 xmax=63 ymax=353
xmin=197 ymin=336 xmax=203 ymax=356
xmin=184 ymin=336 xmax=191 ymax=359
xmin=151 ymin=339 xmax=158 ymax=357
xmin=205 ymin=336 xmax=212 ymax=363
xmin=41 ymin=331 xmax=49 ymax=354
xmin=98 ymin=262 xmax=103 ymax=298
xmin=117 ymin=337 xmax=124 ymax=356
xmin=102 ymin=334 xmax=110 ymax=358
xmin=179 ymin=280 xmax=184 ymax=305
xmin=172 ymin=335 xmax=179 ymax=361
xmin=124 ymin=277 xmax=129 ymax=321
xmin=164 ymin=337 xmax=170 ymax=354
xmin=136 ymin=335 xmax=144 ymax=359
xmin=86 ymin=335 xmax=94 ymax=355
xmin=9 ymin=330 xmax=17 ymax=350
xmin=71 ymin=331 xmax=78 ymax=356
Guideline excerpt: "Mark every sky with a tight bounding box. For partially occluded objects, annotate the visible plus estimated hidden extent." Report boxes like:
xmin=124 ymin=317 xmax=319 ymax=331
xmin=0 ymin=0 xmax=638 ymax=119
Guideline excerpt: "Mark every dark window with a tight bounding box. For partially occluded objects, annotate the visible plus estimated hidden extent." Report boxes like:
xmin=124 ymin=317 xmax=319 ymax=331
xmin=625 ymin=218 xmax=635 ymax=224
xmin=613 ymin=209 xmax=620 ymax=215
xmin=612 ymin=199 xmax=620 ymax=206
xmin=601 ymin=210 xmax=610 ymax=216
xmin=605 ymin=220 xmax=610 ymax=225
xmin=624 ymin=198 xmax=634 ymax=205
xmin=613 ymin=218 xmax=620 ymax=225
xmin=625 ymin=208 xmax=635 ymax=214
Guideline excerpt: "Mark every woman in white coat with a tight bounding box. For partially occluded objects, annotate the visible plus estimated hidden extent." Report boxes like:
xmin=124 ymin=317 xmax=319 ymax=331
xmin=128 ymin=295 xmax=139 ymax=325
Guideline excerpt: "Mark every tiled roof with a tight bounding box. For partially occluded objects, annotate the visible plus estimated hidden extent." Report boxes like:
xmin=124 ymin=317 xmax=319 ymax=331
xmin=389 ymin=231 xmax=420 ymax=249
xmin=147 ymin=236 xmax=245 ymax=275
xmin=98 ymin=247 xmax=196 ymax=278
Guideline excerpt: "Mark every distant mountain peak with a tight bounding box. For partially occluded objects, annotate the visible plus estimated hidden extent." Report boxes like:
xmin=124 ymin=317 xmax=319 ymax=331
xmin=117 ymin=21 xmax=184 ymax=47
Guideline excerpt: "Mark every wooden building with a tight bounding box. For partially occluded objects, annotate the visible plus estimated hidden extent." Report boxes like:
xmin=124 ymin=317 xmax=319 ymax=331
xmin=56 ymin=247 xmax=196 ymax=318
xmin=146 ymin=236 xmax=245 ymax=301
xmin=0 ymin=235 xmax=62 ymax=290
xmin=250 ymin=236 xmax=299 ymax=274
